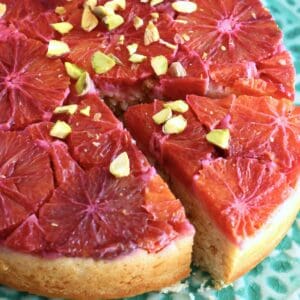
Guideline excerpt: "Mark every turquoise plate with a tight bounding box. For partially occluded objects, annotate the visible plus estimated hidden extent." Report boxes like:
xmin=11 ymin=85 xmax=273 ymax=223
xmin=1 ymin=1 xmax=299 ymax=299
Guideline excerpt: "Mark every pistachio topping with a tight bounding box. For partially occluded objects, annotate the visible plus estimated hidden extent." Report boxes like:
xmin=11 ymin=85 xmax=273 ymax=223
xmin=109 ymin=152 xmax=130 ymax=178
xmin=54 ymin=104 xmax=78 ymax=115
xmin=54 ymin=6 xmax=66 ymax=15
xmin=80 ymin=106 xmax=91 ymax=116
xmin=51 ymin=22 xmax=73 ymax=35
xmin=151 ymin=55 xmax=168 ymax=76
xmin=127 ymin=43 xmax=138 ymax=55
xmin=152 ymin=107 xmax=172 ymax=125
xmin=129 ymin=53 xmax=147 ymax=63
xmin=118 ymin=34 xmax=125 ymax=44
xmin=64 ymin=62 xmax=84 ymax=80
xmin=0 ymin=3 xmax=6 ymax=18
xmin=150 ymin=0 xmax=164 ymax=6
xmin=81 ymin=6 xmax=99 ymax=32
xmin=144 ymin=21 xmax=160 ymax=46
xmin=92 ymin=50 xmax=116 ymax=74
xmin=85 ymin=0 xmax=97 ymax=9
xmin=159 ymin=39 xmax=177 ymax=50
xmin=103 ymin=14 xmax=124 ymax=30
xmin=163 ymin=115 xmax=187 ymax=134
xmin=46 ymin=40 xmax=70 ymax=57
xmin=164 ymin=100 xmax=189 ymax=113
xmin=104 ymin=0 xmax=126 ymax=11
xmin=75 ymin=71 xmax=94 ymax=96
xmin=133 ymin=16 xmax=144 ymax=29
xmin=50 ymin=121 xmax=72 ymax=139
xmin=206 ymin=129 xmax=230 ymax=150
xmin=172 ymin=1 xmax=197 ymax=13
xmin=93 ymin=5 xmax=115 ymax=17
xmin=150 ymin=12 xmax=159 ymax=20
xmin=168 ymin=61 xmax=187 ymax=77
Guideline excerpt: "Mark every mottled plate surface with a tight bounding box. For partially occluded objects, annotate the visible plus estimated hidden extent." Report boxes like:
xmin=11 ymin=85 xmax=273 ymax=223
xmin=0 ymin=0 xmax=299 ymax=299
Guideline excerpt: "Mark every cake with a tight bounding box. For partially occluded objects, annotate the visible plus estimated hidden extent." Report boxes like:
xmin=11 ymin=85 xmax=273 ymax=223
xmin=124 ymin=95 xmax=300 ymax=284
xmin=0 ymin=0 xmax=298 ymax=298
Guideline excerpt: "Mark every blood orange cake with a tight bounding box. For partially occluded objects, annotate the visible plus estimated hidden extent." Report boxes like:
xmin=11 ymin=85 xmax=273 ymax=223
xmin=0 ymin=0 xmax=299 ymax=299
xmin=124 ymin=95 xmax=300 ymax=284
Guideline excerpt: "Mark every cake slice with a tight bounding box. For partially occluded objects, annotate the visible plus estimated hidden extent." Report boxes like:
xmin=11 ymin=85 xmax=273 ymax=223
xmin=0 ymin=94 xmax=194 ymax=300
xmin=124 ymin=95 xmax=300 ymax=284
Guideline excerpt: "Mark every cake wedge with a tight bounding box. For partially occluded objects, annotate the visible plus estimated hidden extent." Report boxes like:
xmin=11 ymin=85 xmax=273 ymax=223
xmin=124 ymin=95 xmax=300 ymax=284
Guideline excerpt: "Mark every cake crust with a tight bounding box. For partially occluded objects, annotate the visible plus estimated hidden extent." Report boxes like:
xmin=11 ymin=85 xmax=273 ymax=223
xmin=0 ymin=234 xmax=193 ymax=300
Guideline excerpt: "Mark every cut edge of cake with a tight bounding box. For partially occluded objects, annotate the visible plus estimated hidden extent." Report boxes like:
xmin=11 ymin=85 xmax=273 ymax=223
xmin=0 ymin=231 xmax=193 ymax=300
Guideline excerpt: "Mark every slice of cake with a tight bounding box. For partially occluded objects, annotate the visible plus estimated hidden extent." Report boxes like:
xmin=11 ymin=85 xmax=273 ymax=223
xmin=124 ymin=95 xmax=300 ymax=284
xmin=0 ymin=94 xmax=194 ymax=299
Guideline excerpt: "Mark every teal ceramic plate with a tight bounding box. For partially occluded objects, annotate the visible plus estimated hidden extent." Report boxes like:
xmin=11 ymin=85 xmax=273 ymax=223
xmin=1 ymin=1 xmax=299 ymax=299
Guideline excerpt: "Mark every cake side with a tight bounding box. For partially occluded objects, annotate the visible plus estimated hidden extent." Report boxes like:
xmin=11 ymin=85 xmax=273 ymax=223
xmin=0 ymin=233 xmax=193 ymax=300
xmin=169 ymin=175 xmax=300 ymax=285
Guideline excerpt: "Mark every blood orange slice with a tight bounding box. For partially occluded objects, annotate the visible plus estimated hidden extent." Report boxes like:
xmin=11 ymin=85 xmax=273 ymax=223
xmin=4 ymin=214 xmax=45 ymax=254
xmin=0 ymin=131 xmax=54 ymax=236
xmin=229 ymin=96 xmax=300 ymax=179
xmin=193 ymin=158 xmax=290 ymax=244
xmin=0 ymin=36 xmax=70 ymax=130
xmin=39 ymin=167 xmax=186 ymax=258
xmin=175 ymin=0 xmax=282 ymax=64
xmin=68 ymin=94 xmax=150 ymax=174
xmin=156 ymin=48 xmax=209 ymax=100
xmin=25 ymin=122 xmax=82 ymax=186
xmin=1 ymin=0 xmax=58 ymax=42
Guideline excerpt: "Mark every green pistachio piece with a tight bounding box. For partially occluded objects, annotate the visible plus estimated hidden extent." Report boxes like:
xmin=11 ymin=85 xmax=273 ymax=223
xmin=46 ymin=40 xmax=70 ymax=57
xmin=75 ymin=71 xmax=94 ymax=96
xmin=64 ymin=62 xmax=84 ymax=80
xmin=103 ymin=14 xmax=124 ymax=30
xmin=91 ymin=50 xmax=116 ymax=74
xmin=172 ymin=1 xmax=197 ymax=13
xmin=50 ymin=121 xmax=72 ymax=139
xmin=129 ymin=53 xmax=147 ymax=63
xmin=151 ymin=55 xmax=168 ymax=76
xmin=81 ymin=6 xmax=98 ymax=32
xmin=144 ymin=21 xmax=160 ymax=46
xmin=109 ymin=152 xmax=130 ymax=178
xmin=0 ymin=3 xmax=6 ymax=18
xmin=206 ymin=129 xmax=230 ymax=149
xmin=162 ymin=115 xmax=187 ymax=134
xmin=126 ymin=43 xmax=138 ymax=55
xmin=152 ymin=107 xmax=172 ymax=125
xmin=80 ymin=106 xmax=91 ymax=116
xmin=51 ymin=22 xmax=73 ymax=35
xmin=168 ymin=61 xmax=187 ymax=77
xmin=163 ymin=100 xmax=189 ymax=113
xmin=54 ymin=104 xmax=78 ymax=115
xmin=133 ymin=16 xmax=144 ymax=30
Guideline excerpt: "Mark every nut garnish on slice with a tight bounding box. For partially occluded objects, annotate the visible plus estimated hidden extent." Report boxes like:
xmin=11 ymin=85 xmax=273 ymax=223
xmin=144 ymin=21 xmax=160 ymax=46
xmin=80 ymin=106 xmax=91 ymax=117
xmin=92 ymin=51 xmax=116 ymax=74
xmin=152 ymin=107 xmax=172 ymax=125
xmin=129 ymin=53 xmax=147 ymax=63
xmin=172 ymin=1 xmax=197 ymax=13
xmin=206 ymin=129 xmax=230 ymax=149
xmin=50 ymin=121 xmax=72 ymax=139
xmin=54 ymin=104 xmax=78 ymax=115
xmin=51 ymin=22 xmax=74 ymax=35
xmin=0 ymin=3 xmax=7 ymax=18
xmin=151 ymin=55 xmax=168 ymax=76
xmin=75 ymin=71 xmax=94 ymax=96
xmin=168 ymin=62 xmax=187 ymax=77
xmin=163 ymin=100 xmax=189 ymax=113
xmin=47 ymin=40 xmax=70 ymax=57
xmin=109 ymin=152 xmax=130 ymax=178
xmin=163 ymin=115 xmax=187 ymax=134
xmin=81 ymin=6 xmax=99 ymax=32
xmin=64 ymin=62 xmax=84 ymax=80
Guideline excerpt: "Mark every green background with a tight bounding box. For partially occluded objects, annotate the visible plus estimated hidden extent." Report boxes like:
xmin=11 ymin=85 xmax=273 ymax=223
xmin=0 ymin=0 xmax=299 ymax=299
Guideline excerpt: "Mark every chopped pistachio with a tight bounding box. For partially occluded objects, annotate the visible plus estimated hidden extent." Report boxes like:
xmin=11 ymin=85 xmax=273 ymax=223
xmin=168 ymin=62 xmax=187 ymax=77
xmin=75 ymin=71 xmax=94 ymax=96
xmin=129 ymin=53 xmax=147 ymax=63
xmin=133 ymin=16 xmax=144 ymax=30
xmin=151 ymin=55 xmax=168 ymax=76
xmin=104 ymin=0 xmax=126 ymax=11
xmin=93 ymin=5 xmax=115 ymax=17
xmin=144 ymin=21 xmax=160 ymax=46
xmin=152 ymin=107 xmax=172 ymax=125
xmin=54 ymin=6 xmax=66 ymax=15
xmin=159 ymin=39 xmax=177 ymax=50
xmin=46 ymin=40 xmax=70 ymax=57
xmin=118 ymin=34 xmax=125 ymax=44
xmin=92 ymin=50 xmax=116 ymax=74
xmin=150 ymin=0 xmax=164 ymax=6
xmin=64 ymin=62 xmax=84 ymax=80
xmin=81 ymin=6 xmax=98 ymax=32
xmin=54 ymin=104 xmax=78 ymax=115
xmin=50 ymin=121 xmax=72 ymax=139
xmin=206 ymin=129 xmax=230 ymax=150
xmin=108 ymin=53 xmax=123 ymax=65
xmin=103 ymin=14 xmax=124 ymax=30
xmin=51 ymin=22 xmax=73 ymax=34
xmin=80 ymin=106 xmax=91 ymax=116
xmin=150 ymin=12 xmax=159 ymax=19
xmin=126 ymin=43 xmax=138 ymax=55
xmin=220 ymin=45 xmax=227 ymax=51
xmin=0 ymin=3 xmax=6 ymax=18
xmin=84 ymin=0 xmax=97 ymax=9
xmin=163 ymin=115 xmax=187 ymax=134
xmin=109 ymin=152 xmax=130 ymax=178
xmin=182 ymin=33 xmax=190 ymax=41
xmin=164 ymin=100 xmax=189 ymax=113
xmin=172 ymin=1 xmax=197 ymax=13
